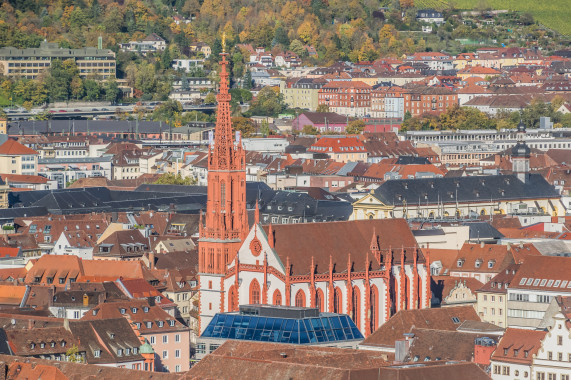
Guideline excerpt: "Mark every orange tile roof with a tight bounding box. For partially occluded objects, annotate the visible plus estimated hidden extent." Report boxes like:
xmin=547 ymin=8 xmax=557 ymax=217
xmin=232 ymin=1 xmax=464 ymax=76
xmin=492 ymin=328 xmax=546 ymax=365
xmin=322 ymin=80 xmax=372 ymax=89
xmin=510 ymin=255 xmax=571 ymax=292
xmin=0 ymin=139 xmax=39 ymax=155
xmin=0 ymin=174 xmax=48 ymax=184
xmin=308 ymin=137 xmax=366 ymax=153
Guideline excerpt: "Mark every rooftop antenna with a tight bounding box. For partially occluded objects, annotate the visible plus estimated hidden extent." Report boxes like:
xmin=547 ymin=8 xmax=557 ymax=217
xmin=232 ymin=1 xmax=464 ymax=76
xmin=98 ymin=36 xmax=103 ymax=50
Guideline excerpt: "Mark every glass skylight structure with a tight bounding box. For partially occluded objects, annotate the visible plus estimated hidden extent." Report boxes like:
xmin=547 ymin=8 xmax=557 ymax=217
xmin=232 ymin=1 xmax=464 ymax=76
xmin=201 ymin=305 xmax=364 ymax=344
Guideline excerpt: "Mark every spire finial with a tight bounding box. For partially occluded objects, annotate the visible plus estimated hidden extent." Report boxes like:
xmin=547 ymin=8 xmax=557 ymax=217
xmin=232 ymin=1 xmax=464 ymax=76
xmin=222 ymin=32 xmax=226 ymax=54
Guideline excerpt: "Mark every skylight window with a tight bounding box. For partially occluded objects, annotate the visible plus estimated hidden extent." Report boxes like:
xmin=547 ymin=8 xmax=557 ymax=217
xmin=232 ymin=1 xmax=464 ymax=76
xmin=554 ymin=280 xmax=561 ymax=287
xmin=451 ymin=317 xmax=460 ymax=323
xmin=547 ymin=280 xmax=554 ymax=287
xmin=526 ymin=278 xmax=533 ymax=286
xmin=519 ymin=278 xmax=527 ymax=285
xmin=533 ymin=279 xmax=541 ymax=286
xmin=561 ymin=281 xmax=568 ymax=288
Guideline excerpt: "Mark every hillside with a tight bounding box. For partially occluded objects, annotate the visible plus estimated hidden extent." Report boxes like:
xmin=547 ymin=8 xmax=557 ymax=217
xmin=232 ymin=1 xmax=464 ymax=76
xmin=416 ymin=0 xmax=571 ymax=35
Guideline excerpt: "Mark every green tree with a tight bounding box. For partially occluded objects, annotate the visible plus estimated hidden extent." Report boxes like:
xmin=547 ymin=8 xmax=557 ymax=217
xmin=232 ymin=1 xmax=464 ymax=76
xmin=346 ymin=119 xmax=366 ymax=134
xmin=316 ymin=104 xmax=330 ymax=113
xmin=302 ymin=125 xmax=319 ymax=135
xmin=154 ymin=173 xmax=197 ymax=185
xmin=84 ymin=80 xmax=101 ymax=101
xmin=248 ymin=87 xmax=286 ymax=117
xmin=243 ymin=70 xmax=252 ymax=90
xmin=204 ymin=92 xmax=217 ymax=104
xmin=104 ymin=80 xmax=121 ymax=104
xmin=152 ymin=100 xmax=183 ymax=121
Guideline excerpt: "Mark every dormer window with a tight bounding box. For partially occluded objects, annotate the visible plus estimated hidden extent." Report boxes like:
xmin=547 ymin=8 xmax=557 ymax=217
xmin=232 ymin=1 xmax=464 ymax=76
xmin=504 ymin=348 xmax=509 ymax=355
xmin=133 ymin=347 xmax=138 ymax=354
xmin=40 ymin=343 xmax=45 ymax=349
xmin=120 ymin=308 xmax=126 ymax=314
xmin=117 ymin=349 xmax=123 ymax=357
xmin=30 ymin=343 xmax=35 ymax=349
xmin=488 ymin=260 xmax=495 ymax=268
xmin=94 ymin=350 xmax=101 ymax=358
xmin=158 ymin=321 xmax=164 ymax=328
xmin=132 ymin=307 xmax=137 ymax=314
xmin=125 ymin=348 xmax=131 ymax=355
xmin=143 ymin=307 xmax=149 ymax=313
xmin=457 ymin=259 xmax=464 ymax=267
xmin=475 ymin=259 xmax=482 ymax=268
xmin=169 ymin=320 xmax=175 ymax=327
xmin=146 ymin=322 xmax=152 ymax=328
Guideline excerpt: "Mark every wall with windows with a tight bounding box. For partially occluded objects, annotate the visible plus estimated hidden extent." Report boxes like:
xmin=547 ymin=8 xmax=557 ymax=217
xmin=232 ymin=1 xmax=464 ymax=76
xmin=533 ymin=312 xmax=571 ymax=380
xmin=507 ymin=287 xmax=571 ymax=329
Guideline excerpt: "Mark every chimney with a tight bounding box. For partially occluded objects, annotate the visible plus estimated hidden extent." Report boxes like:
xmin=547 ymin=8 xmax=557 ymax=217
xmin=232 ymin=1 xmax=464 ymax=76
xmin=394 ymin=338 xmax=412 ymax=363
xmin=83 ymin=293 xmax=89 ymax=307
xmin=480 ymin=241 xmax=485 ymax=248
xmin=149 ymin=251 xmax=155 ymax=270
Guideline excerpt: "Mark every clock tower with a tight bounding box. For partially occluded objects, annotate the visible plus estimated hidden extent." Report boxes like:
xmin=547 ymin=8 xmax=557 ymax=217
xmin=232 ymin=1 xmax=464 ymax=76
xmin=197 ymin=43 xmax=248 ymax=332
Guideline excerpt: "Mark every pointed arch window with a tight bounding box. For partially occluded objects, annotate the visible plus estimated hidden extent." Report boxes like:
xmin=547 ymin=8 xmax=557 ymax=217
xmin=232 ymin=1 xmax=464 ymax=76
xmin=295 ymin=290 xmax=306 ymax=307
xmin=315 ymin=289 xmax=324 ymax=312
xmin=249 ymin=279 xmax=260 ymax=304
xmin=334 ymin=288 xmax=342 ymax=313
xmin=273 ymin=289 xmax=282 ymax=306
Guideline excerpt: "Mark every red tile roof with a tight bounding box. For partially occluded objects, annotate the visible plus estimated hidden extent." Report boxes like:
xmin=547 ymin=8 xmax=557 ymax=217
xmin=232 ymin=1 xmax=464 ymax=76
xmin=0 ymin=174 xmax=47 ymax=184
xmin=0 ymin=139 xmax=39 ymax=156
xmin=261 ymin=219 xmax=420 ymax=276
xmin=360 ymin=306 xmax=480 ymax=348
xmin=308 ymin=137 xmax=367 ymax=153
xmin=510 ymin=255 xmax=571 ymax=292
xmin=491 ymin=328 xmax=546 ymax=365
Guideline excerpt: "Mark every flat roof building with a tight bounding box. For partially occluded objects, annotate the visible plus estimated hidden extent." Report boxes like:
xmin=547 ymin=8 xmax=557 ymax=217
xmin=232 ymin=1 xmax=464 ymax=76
xmin=197 ymin=304 xmax=364 ymax=360
xmin=0 ymin=41 xmax=116 ymax=80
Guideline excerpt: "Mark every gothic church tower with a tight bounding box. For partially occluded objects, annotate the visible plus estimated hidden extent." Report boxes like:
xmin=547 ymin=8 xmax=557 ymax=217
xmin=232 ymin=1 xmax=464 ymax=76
xmin=198 ymin=43 xmax=248 ymax=332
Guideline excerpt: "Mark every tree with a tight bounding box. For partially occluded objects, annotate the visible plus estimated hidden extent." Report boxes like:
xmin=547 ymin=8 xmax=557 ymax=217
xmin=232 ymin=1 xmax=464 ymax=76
xmin=248 ymin=87 xmax=286 ymax=117
xmin=346 ymin=120 xmax=365 ymax=134
xmin=243 ymin=70 xmax=252 ymax=90
xmin=259 ymin=120 xmax=270 ymax=137
xmin=302 ymin=125 xmax=319 ymax=135
xmin=231 ymin=117 xmax=256 ymax=137
xmin=65 ymin=345 xmax=84 ymax=363
xmin=152 ymin=100 xmax=183 ymax=121
xmin=154 ymin=173 xmax=197 ymax=185
xmin=104 ymin=80 xmax=121 ymax=104
xmin=316 ymin=104 xmax=330 ymax=113
xmin=289 ymin=40 xmax=305 ymax=56
xmin=204 ymin=92 xmax=217 ymax=104
xmin=84 ymin=80 xmax=101 ymax=101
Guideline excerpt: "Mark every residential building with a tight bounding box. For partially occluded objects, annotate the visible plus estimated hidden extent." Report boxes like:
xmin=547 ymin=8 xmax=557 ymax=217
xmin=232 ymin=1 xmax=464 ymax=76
xmin=416 ymin=9 xmax=444 ymax=25
xmin=490 ymin=328 xmax=546 ymax=380
xmin=370 ymin=86 xmax=406 ymax=119
xmin=280 ymin=78 xmax=325 ymax=111
xmin=291 ymin=112 xmax=349 ymax=133
xmin=318 ymin=81 xmax=372 ymax=117
xmin=82 ymin=299 xmax=191 ymax=373
xmin=507 ymin=256 xmax=571 ymax=329
xmin=476 ymin=264 xmax=519 ymax=328
xmin=171 ymin=59 xmax=204 ymax=72
xmin=403 ymin=87 xmax=457 ymax=117
xmin=308 ymin=137 xmax=367 ymax=163
xmin=0 ymin=139 xmax=39 ymax=176
xmin=532 ymin=311 xmax=571 ymax=380
xmin=0 ymin=41 xmax=116 ymax=80
xmin=405 ymin=52 xmax=453 ymax=71
xmin=189 ymin=42 xmax=211 ymax=58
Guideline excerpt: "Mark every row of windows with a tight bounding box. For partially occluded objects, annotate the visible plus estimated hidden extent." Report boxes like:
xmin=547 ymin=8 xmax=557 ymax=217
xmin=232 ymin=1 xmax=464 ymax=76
xmin=148 ymin=334 xmax=182 ymax=344
xmin=507 ymin=309 xmax=544 ymax=319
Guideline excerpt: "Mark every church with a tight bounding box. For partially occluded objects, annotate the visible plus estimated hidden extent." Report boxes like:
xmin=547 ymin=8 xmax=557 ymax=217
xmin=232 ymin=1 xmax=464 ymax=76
xmin=197 ymin=48 xmax=430 ymax=337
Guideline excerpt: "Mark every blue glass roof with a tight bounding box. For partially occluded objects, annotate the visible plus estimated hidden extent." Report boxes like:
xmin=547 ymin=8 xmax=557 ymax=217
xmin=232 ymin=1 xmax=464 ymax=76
xmin=201 ymin=312 xmax=364 ymax=344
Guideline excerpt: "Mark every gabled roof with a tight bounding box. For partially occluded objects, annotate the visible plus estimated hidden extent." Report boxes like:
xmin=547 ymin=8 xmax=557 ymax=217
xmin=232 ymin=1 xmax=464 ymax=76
xmin=373 ymin=174 xmax=559 ymax=207
xmin=491 ymin=328 xmax=546 ymax=364
xmin=0 ymin=139 xmax=39 ymax=156
xmin=360 ymin=306 xmax=480 ymax=348
xmin=510 ymin=255 xmax=571 ymax=291
xmin=261 ymin=219 xmax=420 ymax=276
xmin=452 ymin=243 xmax=515 ymax=274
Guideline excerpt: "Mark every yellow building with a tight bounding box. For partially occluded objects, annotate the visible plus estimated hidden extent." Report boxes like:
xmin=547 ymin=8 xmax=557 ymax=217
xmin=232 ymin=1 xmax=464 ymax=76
xmin=0 ymin=139 xmax=39 ymax=176
xmin=280 ymin=78 xmax=324 ymax=111
xmin=475 ymin=264 xmax=519 ymax=328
